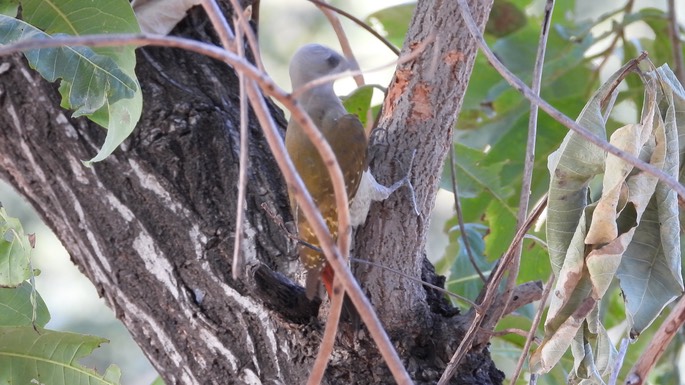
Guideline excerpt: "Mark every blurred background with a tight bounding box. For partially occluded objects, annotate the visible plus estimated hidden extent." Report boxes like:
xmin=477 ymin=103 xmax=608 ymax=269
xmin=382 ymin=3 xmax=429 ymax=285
xmin=2 ymin=0 xmax=684 ymax=383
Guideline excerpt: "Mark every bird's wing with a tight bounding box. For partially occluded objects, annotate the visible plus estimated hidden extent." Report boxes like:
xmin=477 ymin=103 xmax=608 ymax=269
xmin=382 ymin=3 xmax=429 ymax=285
xmin=324 ymin=113 xmax=368 ymax=201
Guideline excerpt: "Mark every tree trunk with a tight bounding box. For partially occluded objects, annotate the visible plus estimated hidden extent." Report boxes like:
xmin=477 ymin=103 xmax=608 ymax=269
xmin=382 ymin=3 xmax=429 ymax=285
xmin=0 ymin=0 xmax=502 ymax=384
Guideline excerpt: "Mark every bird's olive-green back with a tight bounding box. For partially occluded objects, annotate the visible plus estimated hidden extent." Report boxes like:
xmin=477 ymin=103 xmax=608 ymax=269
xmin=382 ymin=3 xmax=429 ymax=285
xmin=285 ymin=113 xmax=367 ymax=275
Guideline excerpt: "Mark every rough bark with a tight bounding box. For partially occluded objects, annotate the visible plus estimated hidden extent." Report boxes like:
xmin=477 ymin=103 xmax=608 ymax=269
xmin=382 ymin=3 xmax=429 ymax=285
xmin=356 ymin=0 xmax=494 ymax=331
xmin=0 ymin=0 xmax=501 ymax=384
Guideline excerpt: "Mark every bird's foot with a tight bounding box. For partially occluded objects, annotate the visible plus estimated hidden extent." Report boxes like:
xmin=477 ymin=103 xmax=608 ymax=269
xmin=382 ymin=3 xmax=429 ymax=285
xmin=350 ymin=150 xmax=419 ymax=226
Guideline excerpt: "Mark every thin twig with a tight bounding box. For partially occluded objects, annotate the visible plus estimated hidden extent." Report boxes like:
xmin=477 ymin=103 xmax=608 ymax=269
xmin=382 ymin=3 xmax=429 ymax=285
xmin=351 ymin=258 xmax=480 ymax=309
xmin=243 ymin=78 xmax=411 ymax=383
xmin=306 ymin=6 xmax=360 ymax=373
xmin=667 ymin=0 xmax=685 ymax=84
xmin=226 ymin=0 xmax=265 ymax=71
xmin=230 ymin=13 xmax=249 ymax=281
xmin=291 ymin=37 xmax=432 ymax=100
xmin=486 ymin=328 xmax=535 ymax=339
xmin=448 ymin=148 xmax=485 ymax=282
xmin=290 ymin=0 xmax=357 ymax=377
xmin=307 ymin=275 xmax=345 ymax=385
xmin=438 ymin=195 xmax=547 ymax=384
xmin=197 ymin=1 xmax=407 ymax=382
xmin=626 ymin=293 xmax=685 ymax=384
xmin=586 ymin=0 xmax=634 ymax=94
xmin=497 ymin=0 xmax=556 ymax=334
xmin=608 ymin=338 xmax=630 ymax=385
xmin=4 ymin=37 xmax=674 ymax=195
xmin=509 ymin=274 xmax=555 ymax=385
xmin=200 ymin=0 xmax=235 ymax=50
xmin=307 ymin=0 xmax=400 ymax=56
xmin=313 ymin=0 xmax=364 ymax=87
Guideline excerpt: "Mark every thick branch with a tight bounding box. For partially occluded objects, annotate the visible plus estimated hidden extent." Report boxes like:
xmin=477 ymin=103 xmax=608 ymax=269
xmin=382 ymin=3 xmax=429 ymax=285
xmin=356 ymin=0 xmax=494 ymax=329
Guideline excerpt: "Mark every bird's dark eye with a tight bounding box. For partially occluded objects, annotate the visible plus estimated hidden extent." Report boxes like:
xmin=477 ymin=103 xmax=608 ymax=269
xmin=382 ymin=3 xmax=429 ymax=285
xmin=326 ymin=54 xmax=340 ymax=69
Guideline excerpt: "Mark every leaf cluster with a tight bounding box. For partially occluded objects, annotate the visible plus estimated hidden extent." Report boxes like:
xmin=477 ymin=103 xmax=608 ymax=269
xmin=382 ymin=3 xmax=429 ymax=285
xmin=367 ymin=1 xmax=685 ymax=383
xmin=0 ymin=0 xmax=141 ymax=163
xmin=0 ymin=205 xmax=122 ymax=384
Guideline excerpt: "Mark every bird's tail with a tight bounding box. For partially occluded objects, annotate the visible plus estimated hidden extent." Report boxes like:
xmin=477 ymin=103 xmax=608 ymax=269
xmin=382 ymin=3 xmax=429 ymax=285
xmin=321 ymin=264 xmax=360 ymax=326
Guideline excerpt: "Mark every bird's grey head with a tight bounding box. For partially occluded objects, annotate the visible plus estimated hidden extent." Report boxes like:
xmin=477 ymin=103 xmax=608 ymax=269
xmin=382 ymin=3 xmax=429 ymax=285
xmin=289 ymin=44 xmax=349 ymax=89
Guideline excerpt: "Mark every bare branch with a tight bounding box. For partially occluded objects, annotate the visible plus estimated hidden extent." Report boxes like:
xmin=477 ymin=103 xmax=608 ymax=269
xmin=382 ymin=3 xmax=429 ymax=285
xmin=313 ymin=0 xmax=364 ymax=87
xmin=439 ymin=195 xmax=547 ymax=384
xmin=307 ymin=0 xmax=399 ymax=56
xmin=509 ymin=274 xmax=555 ymax=385
xmin=448 ymin=148 xmax=485 ymax=282
xmin=626 ymin=294 xmax=685 ymax=384
xmin=307 ymin=276 xmax=345 ymax=385
xmin=668 ymin=0 xmax=685 ymax=84
xmin=608 ymin=338 xmax=630 ymax=385
xmin=231 ymin=12 xmax=250 ymax=280
xmin=493 ymin=0 xmax=556 ymax=339
xmin=200 ymin=0 xmax=236 ymax=48
xmin=226 ymin=0 xmax=266 ymax=71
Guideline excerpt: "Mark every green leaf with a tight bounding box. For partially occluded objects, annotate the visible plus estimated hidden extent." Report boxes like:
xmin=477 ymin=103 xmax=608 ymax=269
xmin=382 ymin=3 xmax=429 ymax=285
xmin=21 ymin=0 xmax=139 ymax=64
xmin=516 ymin=238 xmax=550 ymax=285
xmin=11 ymin=0 xmax=141 ymax=163
xmin=443 ymin=223 xmax=492 ymax=303
xmin=0 ymin=206 xmax=32 ymax=287
xmin=0 ymin=17 xmax=137 ymax=115
xmin=483 ymin=199 xmax=517 ymax=259
xmin=0 ymin=282 xmax=49 ymax=327
xmin=458 ymin=11 xmax=594 ymax=148
xmin=0 ymin=0 xmax=17 ymax=17
xmin=342 ymin=85 xmax=377 ymax=127
xmin=86 ymin=91 xmax=143 ymax=164
xmin=441 ymin=143 xmax=514 ymax=201
xmin=532 ymin=59 xmax=647 ymax=376
xmin=441 ymin=143 xmax=518 ymax=259
xmin=535 ymin=63 xmax=685 ymax=380
xmin=485 ymin=1 xmax=527 ymax=38
xmin=149 ymin=376 xmax=166 ymax=385
xmin=616 ymin=66 xmax=685 ymax=336
xmin=365 ymin=3 xmax=415 ymax=48
xmin=0 ymin=327 xmax=120 ymax=385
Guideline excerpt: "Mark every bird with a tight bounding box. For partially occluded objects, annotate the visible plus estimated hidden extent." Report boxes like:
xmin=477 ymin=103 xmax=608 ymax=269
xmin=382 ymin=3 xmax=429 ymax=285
xmin=285 ymin=44 xmax=368 ymax=301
